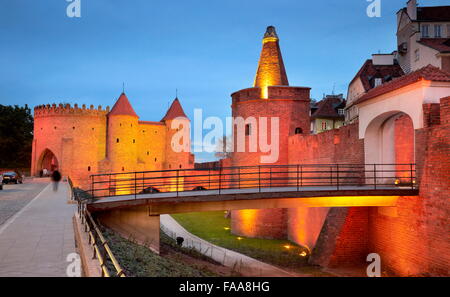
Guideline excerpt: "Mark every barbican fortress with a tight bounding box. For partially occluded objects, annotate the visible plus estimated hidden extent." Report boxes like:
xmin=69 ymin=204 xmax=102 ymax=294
xmin=32 ymin=20 xmax=450 ymax=276
xmin=32 ymin=96 xmax=193 ymax=189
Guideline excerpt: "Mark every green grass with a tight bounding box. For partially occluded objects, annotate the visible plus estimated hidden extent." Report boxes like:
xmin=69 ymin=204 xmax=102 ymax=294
xmin=171 ymin=211 xmax=315 ymax=273
xmin=103 ymin=228 xmax=220 ymax=277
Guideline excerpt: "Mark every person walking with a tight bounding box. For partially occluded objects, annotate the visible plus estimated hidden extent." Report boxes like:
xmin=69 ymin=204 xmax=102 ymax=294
xmin=51 ymin=170 xmax=62 ymax=192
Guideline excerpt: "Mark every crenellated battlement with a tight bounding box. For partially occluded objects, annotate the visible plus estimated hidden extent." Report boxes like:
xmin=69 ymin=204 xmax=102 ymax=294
xmin=34 ymin=103 xmax=110 ymax=117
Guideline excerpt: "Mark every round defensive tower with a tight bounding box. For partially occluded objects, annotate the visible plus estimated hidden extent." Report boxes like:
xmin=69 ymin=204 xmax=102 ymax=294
xmin=230 ymin=26 xmax=311 ymax=239
xmin=106 ymin=92 xmax=140 ymax=174
xmin=32 ymin=103 xmax=109 ymax=188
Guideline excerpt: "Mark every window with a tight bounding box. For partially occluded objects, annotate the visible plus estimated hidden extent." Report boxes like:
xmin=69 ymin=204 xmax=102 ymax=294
xmin=338 ymin=109 xmax=345 ymax=116
xmin=374 ymin=78 xmax=382 ymax=87
xmin=295 ymin=127 xmax=303 ymax=135
xmin=421 ymin=25 xmax=429 ymax=38
xmin=88 ymin=166 xmax=91 ymax=172
xmin=122 ymin=167 xmax=125 ymax=171
xmin=72 ymin=127 xmax=75 ymax=130
xmin=321 ymin=121 xmax=327 ymax=131
xmin=415 ymin=49 xmax=420 ymax=61
xmin=448 ymin=25 xmax=450 ymax=38
xmin=116 ymin=138 xmax=120 ymax=143
xmin=179 ymin=165 xmax=182 ymax=169
xmin=133 ymin=139 xmax=136 ymax=143
xmin=147 ymin=151 xmax=150 ymax=156
xmin=434 ymin=25 xmax=442 ymax=38
xmin=245 ymin=124 xmax=251 ymax=136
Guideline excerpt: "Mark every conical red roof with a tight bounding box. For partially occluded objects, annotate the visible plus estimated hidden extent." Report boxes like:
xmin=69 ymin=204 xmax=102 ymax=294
xmin=108 ymin=93 xmax=138 ymax=117
xmin=161 ymin=98 xmax=188 ymax=121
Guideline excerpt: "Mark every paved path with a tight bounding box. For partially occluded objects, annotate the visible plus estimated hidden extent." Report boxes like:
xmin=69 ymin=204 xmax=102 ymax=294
xmin=160 ymin=214 xmax=298 ymax=277
xmin=0 ymin=182 xmax=76 ymax=276
xmin=0 ymin=179 xmax=49 ymax=226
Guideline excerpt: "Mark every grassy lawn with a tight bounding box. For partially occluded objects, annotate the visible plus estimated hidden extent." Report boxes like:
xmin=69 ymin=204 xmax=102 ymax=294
xmin=171 ymin=211 xmax=324 ymax=274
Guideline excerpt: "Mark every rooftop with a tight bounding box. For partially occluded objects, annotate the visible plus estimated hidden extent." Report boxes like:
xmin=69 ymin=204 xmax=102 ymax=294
xmin=108 ymin=93 xmax=139 ymax=117
xmin=161 ymin=98 xmax=188 ymax=121
xmin=355 ymin=65 xmax=450 ymax=104
xmin=418 ymin=38 xmax=450 ymax=54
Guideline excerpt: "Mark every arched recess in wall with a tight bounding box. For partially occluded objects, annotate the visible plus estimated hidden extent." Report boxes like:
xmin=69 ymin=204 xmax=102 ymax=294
xmin=364 ymin=111 xmax=415 ymax=184
xmin=38 ymin=149 xmax=59 ymax=172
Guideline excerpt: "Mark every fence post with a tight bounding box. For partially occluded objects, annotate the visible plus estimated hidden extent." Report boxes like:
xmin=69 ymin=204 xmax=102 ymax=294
xmin=91 ymin=175 xmax=94 ymax=198
xmin=218 ymin=167 xmax=222 ymax=194
xmin=176 ymin=170 xmax=179 ymax=197
xmin=134 ymin=172 xmax=137 ymax=199
xmin=336 ymin=164 xmax=340 ymax=191
xmin=238 ymin=167 xmax=241 ymax=189
xmin=259 ymin=166 xmax=261 ymax=192
xmin=330 ymin=166 xmax=333 ymax=187
xmin=410 ymin=163 xmax=414 ymax=189
xmin=297 ymin=165 xmax=300 ymax=191
xmin=373 ymin=164 xmax=377 ymax=190
xmin=270 ymin=167 xmax=272 ymax=187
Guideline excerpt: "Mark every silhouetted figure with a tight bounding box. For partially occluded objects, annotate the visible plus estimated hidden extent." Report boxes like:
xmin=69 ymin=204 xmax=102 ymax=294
xmin=51 ymin=170 xmax=62 ymax=192
xmin=176 ymin=237 xmax=184 ymax=247
xmin=39 ymin=169 xmax=43 ymax=178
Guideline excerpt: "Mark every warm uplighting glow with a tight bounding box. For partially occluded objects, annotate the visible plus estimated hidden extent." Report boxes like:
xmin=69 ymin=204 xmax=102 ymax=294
xmin=261 ymin=86 xmax=269 ymax=99
xmin=237 ymin=237 xmax=243 ymax=241
xmin=395 ymin=179 xmax=400 ymax=185
xmin=299 ymin=251 xmax=308 ymax=257
xmin=238 ymin=209 xmax=259 ymax=237
xmin=283 ymin=245 xmax=291 ymax=250
xmin=224 ymin=227 xmax=230 ymax=231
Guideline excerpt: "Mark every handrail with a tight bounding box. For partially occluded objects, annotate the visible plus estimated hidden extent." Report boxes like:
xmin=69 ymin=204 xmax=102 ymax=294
xmin=75 ymin=193 xmax=126 ymax=277
xmin=89 ymin=163 xmax=417 ymax=199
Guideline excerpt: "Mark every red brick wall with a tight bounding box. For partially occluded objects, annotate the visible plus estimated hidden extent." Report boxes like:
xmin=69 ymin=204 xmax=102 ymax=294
xmin=328 ymin=207 xmax=369 ymax=267
xmin=287 ymin=123 xmax=368 ymax=265
xmin=230 ymin=86 xmax=310 ymax=240
xmin=369 ymin=98 xmax=450 ymax=276
xmin=288 ymin=122 xmax=364 ymax=165
xmin=394 ymin=115 xmax=415 ymax=181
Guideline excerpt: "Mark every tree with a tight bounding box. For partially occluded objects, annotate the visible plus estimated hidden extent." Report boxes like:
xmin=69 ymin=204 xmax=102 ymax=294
xmin=214 ymin=135 xmax=233 ymax=159
xmin=0 ymin=105 xmax=34 ymax=168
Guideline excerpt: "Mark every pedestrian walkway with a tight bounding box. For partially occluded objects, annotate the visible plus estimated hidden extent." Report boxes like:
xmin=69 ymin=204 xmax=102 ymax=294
xmin=0 ymin=182 xmax=76 ymax=276
xmin=160 ymin=214 xmax=299 ymax=277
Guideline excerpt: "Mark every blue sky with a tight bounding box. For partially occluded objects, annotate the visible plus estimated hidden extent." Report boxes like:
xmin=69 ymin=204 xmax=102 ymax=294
xmin=1 ymin=0 xmax=448 ymax=162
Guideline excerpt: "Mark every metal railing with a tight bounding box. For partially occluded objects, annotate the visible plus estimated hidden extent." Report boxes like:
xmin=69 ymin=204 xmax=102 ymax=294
xmin=89 ymin=163 xmax=417 ymax=199
xmin=75 ymin=194 xmax=126 ymax=277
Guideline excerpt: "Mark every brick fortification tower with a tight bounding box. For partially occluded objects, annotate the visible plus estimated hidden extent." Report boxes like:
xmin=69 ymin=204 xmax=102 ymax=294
xmin=230 ymin=26 xmax=311 ymax=239
xmin=31 ymin=93 xmax=192 ymax=190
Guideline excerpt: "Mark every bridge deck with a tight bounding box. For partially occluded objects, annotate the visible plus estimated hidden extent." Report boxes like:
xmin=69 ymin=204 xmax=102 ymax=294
xmin=87 ymin=185 xmax=419 ymax=213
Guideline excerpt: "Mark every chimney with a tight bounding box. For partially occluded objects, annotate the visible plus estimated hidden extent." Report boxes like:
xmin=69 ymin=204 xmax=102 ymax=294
xmin=407 ymin=0 xmax=417 ymax=20
xmin=372 ymin=54 xmax=395 ymax=66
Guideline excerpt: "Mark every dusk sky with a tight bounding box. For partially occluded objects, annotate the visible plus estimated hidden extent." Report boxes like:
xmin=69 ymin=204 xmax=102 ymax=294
xmin=1 ymin=0 xmax=448 ymax=161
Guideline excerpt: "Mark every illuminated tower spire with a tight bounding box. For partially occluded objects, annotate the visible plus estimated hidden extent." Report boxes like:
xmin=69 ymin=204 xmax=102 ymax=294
xmin=254 ymin=26 xmax=289 ymax=90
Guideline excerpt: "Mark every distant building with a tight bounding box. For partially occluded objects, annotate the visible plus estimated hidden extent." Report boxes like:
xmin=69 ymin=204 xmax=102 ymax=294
xmin=346 ymin=54 xmax=404 ymax=123
xmin=310 ymin=94 xmax=346 ymax=134
xmin=397 ymin=0 xmax=450 ymax=73
xmin=345 ymin=0 xmax=450 ymax=124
